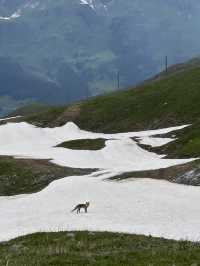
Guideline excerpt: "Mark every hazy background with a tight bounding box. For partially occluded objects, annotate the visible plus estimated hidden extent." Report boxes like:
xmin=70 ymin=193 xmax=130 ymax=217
xmin=0 ymin=0 xmax=199 ymax=115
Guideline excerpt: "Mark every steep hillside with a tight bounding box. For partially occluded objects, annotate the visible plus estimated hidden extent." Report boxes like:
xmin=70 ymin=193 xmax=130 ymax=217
xmin=16 ymin=64 xmax=200 ymax=159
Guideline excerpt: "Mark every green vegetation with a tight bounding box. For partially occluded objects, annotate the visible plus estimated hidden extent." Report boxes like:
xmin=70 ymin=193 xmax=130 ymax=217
xmin=25 ymin=105 xmax=68 ymax=127
xmin=180 ymin=136 xmax=200 ymax=157
xmin=23 ymin=66 xmax=200 ymax=158
xmin=76 ymin=67 xmax=200 ymax=133
xmin=0 ymin=231 xmax=200 ymax=266
xmin=161 ymin=124 xmax=200 ymax=158
xmin=57 ymin=138 xmax=106 ymax=150
xmin=111 ymin=160 xmax=200 ymax=186
xmin=26 ymin=67 xmax=200 ymax=132
xmin=8 ymin=103 xmax=51 ymax=117
xmin=0 ymin=157 xmax=92 ymax=196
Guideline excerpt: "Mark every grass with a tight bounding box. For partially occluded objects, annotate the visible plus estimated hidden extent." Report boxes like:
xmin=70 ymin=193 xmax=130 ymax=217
xmin=110 ymin=160 xmax=200 ymax=185
xmin=8 ymin=102 xmax=51 ymax=117
xmin=57 ymin=138 xmax=106 ymax=150
xmin=20 ymin=66 xmax=200 ymax=158
xmin=24 ymin=105 xmax=68 ymax=127
xmin=0 ymin=231 xmax=200 ymax=266
xmin=0 ymin=157 xmax=92 ymax=196
xmin=163 ymin=123 xmax=200 ymax=158
xmin=75 ymin=67 xmax=200 ymax=133
xmin=25 ymin=67 xmax=200 ymax=131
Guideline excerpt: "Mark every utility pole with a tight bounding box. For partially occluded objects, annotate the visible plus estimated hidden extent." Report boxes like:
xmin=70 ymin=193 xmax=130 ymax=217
xmin=165 ymin=55 xmax=168 ymax=73
xmin=117 ymin=71 xmax=120 ymax=89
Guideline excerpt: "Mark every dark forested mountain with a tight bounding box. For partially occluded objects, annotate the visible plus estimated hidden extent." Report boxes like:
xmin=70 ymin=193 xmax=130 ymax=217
xmin=0 ymin=57 xmax=62 ymax=103
xmin=0 ymin=56 xmax=88 ymax=115
xmin=0 ymin=0 xmax=200 ymax=115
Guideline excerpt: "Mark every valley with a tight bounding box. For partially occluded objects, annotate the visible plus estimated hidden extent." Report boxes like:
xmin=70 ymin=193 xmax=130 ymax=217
xmin=0 ymin=0 xmax=200 ymax=115
xmin=1 ymin=1 xmax=200 ymax=265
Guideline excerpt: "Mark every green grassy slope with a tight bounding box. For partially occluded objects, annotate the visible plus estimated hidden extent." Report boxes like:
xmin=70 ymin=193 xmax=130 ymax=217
xmin=24 ymin=66 xmax=200 ymax=131
xmin=76 ymin=67 xmax=200 ymax=133
xmin=1 ymin=231 xmax=200 ymax=266
xmin=0 ymin=157 xmax=92 ymax=196
xmin=20 ymin=66 xmax=200 ymax=158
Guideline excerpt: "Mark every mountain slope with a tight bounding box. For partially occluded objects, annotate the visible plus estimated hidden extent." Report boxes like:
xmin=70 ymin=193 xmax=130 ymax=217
xmin=0 ymin=0 xmax=200 ymax=104
xmin=15 ymin=62 xmax=200 ymax=159
xmin=22 ymin=62 xmax=200 ymax=131
xmin=0 ymin=57 xmax=62 ymax=103
xmin=0 ymin=57 xmax=89 ymax=116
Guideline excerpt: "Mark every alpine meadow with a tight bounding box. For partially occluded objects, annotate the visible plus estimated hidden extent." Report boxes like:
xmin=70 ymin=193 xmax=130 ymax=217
xmin=1 ymin=1 xmax=200 ymax=266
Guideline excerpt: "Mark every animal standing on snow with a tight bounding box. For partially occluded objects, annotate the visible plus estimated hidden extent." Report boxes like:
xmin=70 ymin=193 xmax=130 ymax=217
xmin=71 ymin=202 xmax=90 ymax=214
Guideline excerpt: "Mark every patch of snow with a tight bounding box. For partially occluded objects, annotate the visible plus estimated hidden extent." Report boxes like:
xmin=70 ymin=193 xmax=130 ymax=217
xmin=0 ymin=116 xmax=21 ymax=122
xmin=80 ymin=0 xmax=95 ymax=9
xmin=24 ymin=1 xmax=40 ymax=9
xmin=0 ymin=10 xmax=21 ymax=20
xmin=0 ymin=175 xmax=200 ymax=242
xmin=138 ymin=136 xmax=175 ymax=147
xmin=80 ymin=0 xmax=108 ymax=12
xmin=0 ymin=122 xmax=197 ymax=242
xmin=121 ymin=124 xmax=189 ymax=138
xmin=0 ymin=122 xmax=194 ymax=172
xmin=0 ymin=0 xmax=41 ymax=22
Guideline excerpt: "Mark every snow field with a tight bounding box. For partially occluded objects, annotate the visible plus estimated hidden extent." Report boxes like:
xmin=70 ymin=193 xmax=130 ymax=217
xmin=0 ymin=174 xmax=200 ymax=242
xmin=0 ymin=122 xmax=194 ymax=172
xmin=0 ymin=122 xmax=197 ymax=242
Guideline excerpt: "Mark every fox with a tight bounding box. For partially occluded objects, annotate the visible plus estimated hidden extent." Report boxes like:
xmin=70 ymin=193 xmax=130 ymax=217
xmin=71 ymin=202 xmax=90 ymax=214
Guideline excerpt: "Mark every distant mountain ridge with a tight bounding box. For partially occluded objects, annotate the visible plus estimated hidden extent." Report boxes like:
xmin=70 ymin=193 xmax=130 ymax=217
xmin=0 ymin=0 xmax=200 ymax=115
xmin=0 ymin=56 xmax=89 ymax=116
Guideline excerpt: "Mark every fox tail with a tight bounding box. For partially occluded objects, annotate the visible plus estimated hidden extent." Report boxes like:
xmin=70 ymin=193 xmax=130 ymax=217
xmin=71 ymin=207 xmax=77 ymax=212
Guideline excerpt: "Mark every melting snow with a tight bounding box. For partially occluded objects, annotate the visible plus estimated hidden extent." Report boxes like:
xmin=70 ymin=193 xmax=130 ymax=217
xmin=0 ymin=175 xmax=200 ymax=242
xmin=0 ymin=116 xmax=21 ymax=122
xmin=0 ymin=10 xmax=21 ymax=20
xmin=0 ymin=122 xmax=193 ymax=172
xmin=80 ymin=0 xmax=108 ymax=12
xmin=0 ymin=122 xmax=198 ymax=242
xmin=0 ymin=0 xmax=41 ymax=21
xmin=80 ymin=0 xmax=95 ymax=9
xmin=138 ymin=136 xmax=175 ymax=147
